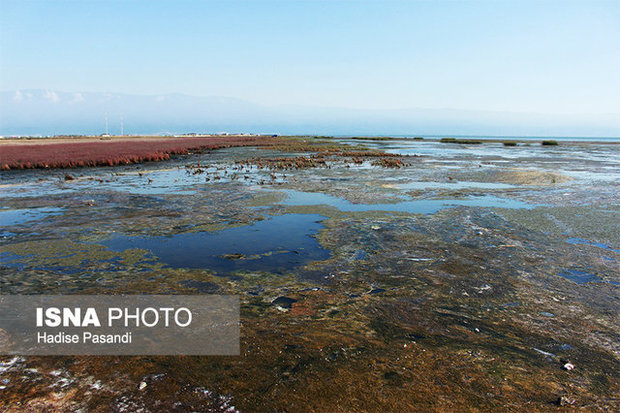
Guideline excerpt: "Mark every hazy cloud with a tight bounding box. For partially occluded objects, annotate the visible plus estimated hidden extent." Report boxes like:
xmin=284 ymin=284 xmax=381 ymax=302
xmin=43 ymin=90 xmax=60 ymax=103
xmin=72 ymin=92 xmax=85 ymax=103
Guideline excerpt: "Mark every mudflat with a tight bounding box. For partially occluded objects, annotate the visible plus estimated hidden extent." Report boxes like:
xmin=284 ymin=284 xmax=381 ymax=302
xmin=1 ymin=137 xmax=618 ymax=411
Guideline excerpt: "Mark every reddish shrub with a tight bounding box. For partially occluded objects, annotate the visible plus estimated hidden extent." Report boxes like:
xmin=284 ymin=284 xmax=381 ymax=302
xmin=0 ymin=136 xmax=278 ymax=170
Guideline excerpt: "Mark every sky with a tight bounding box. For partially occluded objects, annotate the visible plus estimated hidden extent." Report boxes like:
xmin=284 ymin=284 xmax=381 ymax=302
xmin=1 ymin=0 xmax=619 ymax=118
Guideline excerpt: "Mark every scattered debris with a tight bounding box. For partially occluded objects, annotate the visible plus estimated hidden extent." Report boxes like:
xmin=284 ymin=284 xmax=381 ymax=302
xmin=556 ymin=395 xmax=575 ymax=406
xmin=562 ymin=362 xmax=575 ymax=371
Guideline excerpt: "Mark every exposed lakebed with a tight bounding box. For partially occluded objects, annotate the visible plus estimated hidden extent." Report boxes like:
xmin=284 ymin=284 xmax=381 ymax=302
xmin=0 ymin=137 xmax=619 ymax=412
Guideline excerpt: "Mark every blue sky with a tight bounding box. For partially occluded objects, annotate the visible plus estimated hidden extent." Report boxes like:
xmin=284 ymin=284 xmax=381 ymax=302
xmin=1 ymin=0 xmax=619 ymax=116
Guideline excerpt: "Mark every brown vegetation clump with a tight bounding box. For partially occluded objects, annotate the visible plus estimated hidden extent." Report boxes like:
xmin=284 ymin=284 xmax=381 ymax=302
xmin=234 ymin=143 xmax=414 ymax=169
xmin=236 ymin=155 xmax=328 ymax=170
xmin=371 ymin=158 xmax=405 ymax=168
xmin=440 ymin=138 xmax=482 ymax=144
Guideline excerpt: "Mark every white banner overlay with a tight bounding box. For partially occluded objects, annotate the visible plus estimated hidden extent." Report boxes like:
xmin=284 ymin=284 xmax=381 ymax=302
xmin=0 ymin=295 xmax=239 ymax=355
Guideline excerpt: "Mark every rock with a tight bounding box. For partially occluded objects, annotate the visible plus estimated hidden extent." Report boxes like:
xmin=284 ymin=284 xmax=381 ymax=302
xmin=64 ymin=174 xmax=75 ymax=181
xmin=556 ymin=396 xmax=575 ymax=406
xmin=138 ymin=381 xmax=147 ymax=390
xmin=222 ymin=253 xmax=245 ymax=260
xmin=272 ymin=296 xmax=297 ymax=310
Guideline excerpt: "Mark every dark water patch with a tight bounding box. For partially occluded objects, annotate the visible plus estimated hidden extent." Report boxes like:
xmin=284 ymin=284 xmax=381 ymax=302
xmin=280 ymin=190 xmax=535 ymax=213
xmin=101 ymin=213 xmax=331 ymax=274
xmin=566 ymin=237 xmax=620 ymax=253
xmin=557 ymin=343 xmax=574 ymax=351
xmin=353 ymin=250 xmax=367 ymax=260
xmin=0 ymin=230 xmax=17 ymax=239
xmin=502 ymin=302 xmax=520 ymax=308
xmin=405 ymin=333 xmax=426 ymax=340
xmin=0 ymin=207 xmax=63 ymax=227
xmin=0 ymin=251 xmax=30 ymax=270
xmin=557 ymin=269 xmax=620 ymax=286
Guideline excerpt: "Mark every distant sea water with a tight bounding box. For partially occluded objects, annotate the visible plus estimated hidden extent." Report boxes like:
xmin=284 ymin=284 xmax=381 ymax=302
xmin=334 ymin=135 xmax=620 ymax=142
xmin=1 ymin=132 xmax=618 ymax=142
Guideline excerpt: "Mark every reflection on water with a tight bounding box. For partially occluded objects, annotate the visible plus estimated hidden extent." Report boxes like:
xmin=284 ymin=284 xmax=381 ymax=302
xmin=340 ymin=138 xmax=620 ymax=163
xmin=0 ymin=207 xmax=63 ymax=226
xmin=101 ymin=213 xmax=330 ymax=274
xmin=396 ymin=181 xmax=514 ymax=190
xmin=279 ymin=190 xmax=536 ymax=213
xmin=335 ymin=138 xmax=620 ymax=183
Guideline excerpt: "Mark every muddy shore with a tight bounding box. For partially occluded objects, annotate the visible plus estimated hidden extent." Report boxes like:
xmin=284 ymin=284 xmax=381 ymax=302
xmin=1 ymin=137 xmax=619 ymax=411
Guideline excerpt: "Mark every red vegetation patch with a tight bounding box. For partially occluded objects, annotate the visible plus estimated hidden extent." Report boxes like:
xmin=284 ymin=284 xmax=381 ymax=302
xmin=0 ymin=136 xmax=277 ymax=170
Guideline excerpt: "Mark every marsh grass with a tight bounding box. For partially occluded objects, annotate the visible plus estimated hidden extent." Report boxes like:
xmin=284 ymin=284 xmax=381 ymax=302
xmin=440 ymin=138 xmax=482 ymax=144
xmin=350 ymin=136 xmax=397 ymax=141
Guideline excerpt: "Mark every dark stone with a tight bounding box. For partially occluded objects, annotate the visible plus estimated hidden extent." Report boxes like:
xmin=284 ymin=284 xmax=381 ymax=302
xmin=272 ymin=296 xmax=297 ymax=309
xmin=556 ymin=396 xmax=575 ymax=406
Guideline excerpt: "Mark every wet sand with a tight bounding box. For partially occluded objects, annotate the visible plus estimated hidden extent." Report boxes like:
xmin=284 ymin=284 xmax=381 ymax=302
xmin=1 ymin=137 xmax=619 ymax=411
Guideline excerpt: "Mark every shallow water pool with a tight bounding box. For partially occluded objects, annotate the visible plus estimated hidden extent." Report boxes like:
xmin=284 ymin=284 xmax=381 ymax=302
xmin=101 ymin=213 xmax=331 ymax=274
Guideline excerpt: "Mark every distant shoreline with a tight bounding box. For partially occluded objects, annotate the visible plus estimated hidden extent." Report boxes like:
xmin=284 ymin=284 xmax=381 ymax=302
xmin=1 ymin=134 xmax=618 ymax=171
xmin=2 ymin=134 xmax=618 ymax=144
xmin=1 ymin=134 xmax=618 ymax=144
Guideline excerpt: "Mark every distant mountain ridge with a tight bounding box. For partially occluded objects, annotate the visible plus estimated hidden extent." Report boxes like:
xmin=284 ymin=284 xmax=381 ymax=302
xmin=1 ymin=89 xmax=619 ymax=137
xmin=0 ymin=90 xmax=267 ymax=135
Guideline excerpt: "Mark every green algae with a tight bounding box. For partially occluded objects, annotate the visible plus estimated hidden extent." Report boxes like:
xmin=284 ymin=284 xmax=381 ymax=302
xmin=495 ymin=205 xmax=620 ymax=247
xmin=242 ymin=191 xmax=287 ymax=207
xmin=0 ymin=239 xmax=159 ymax=271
